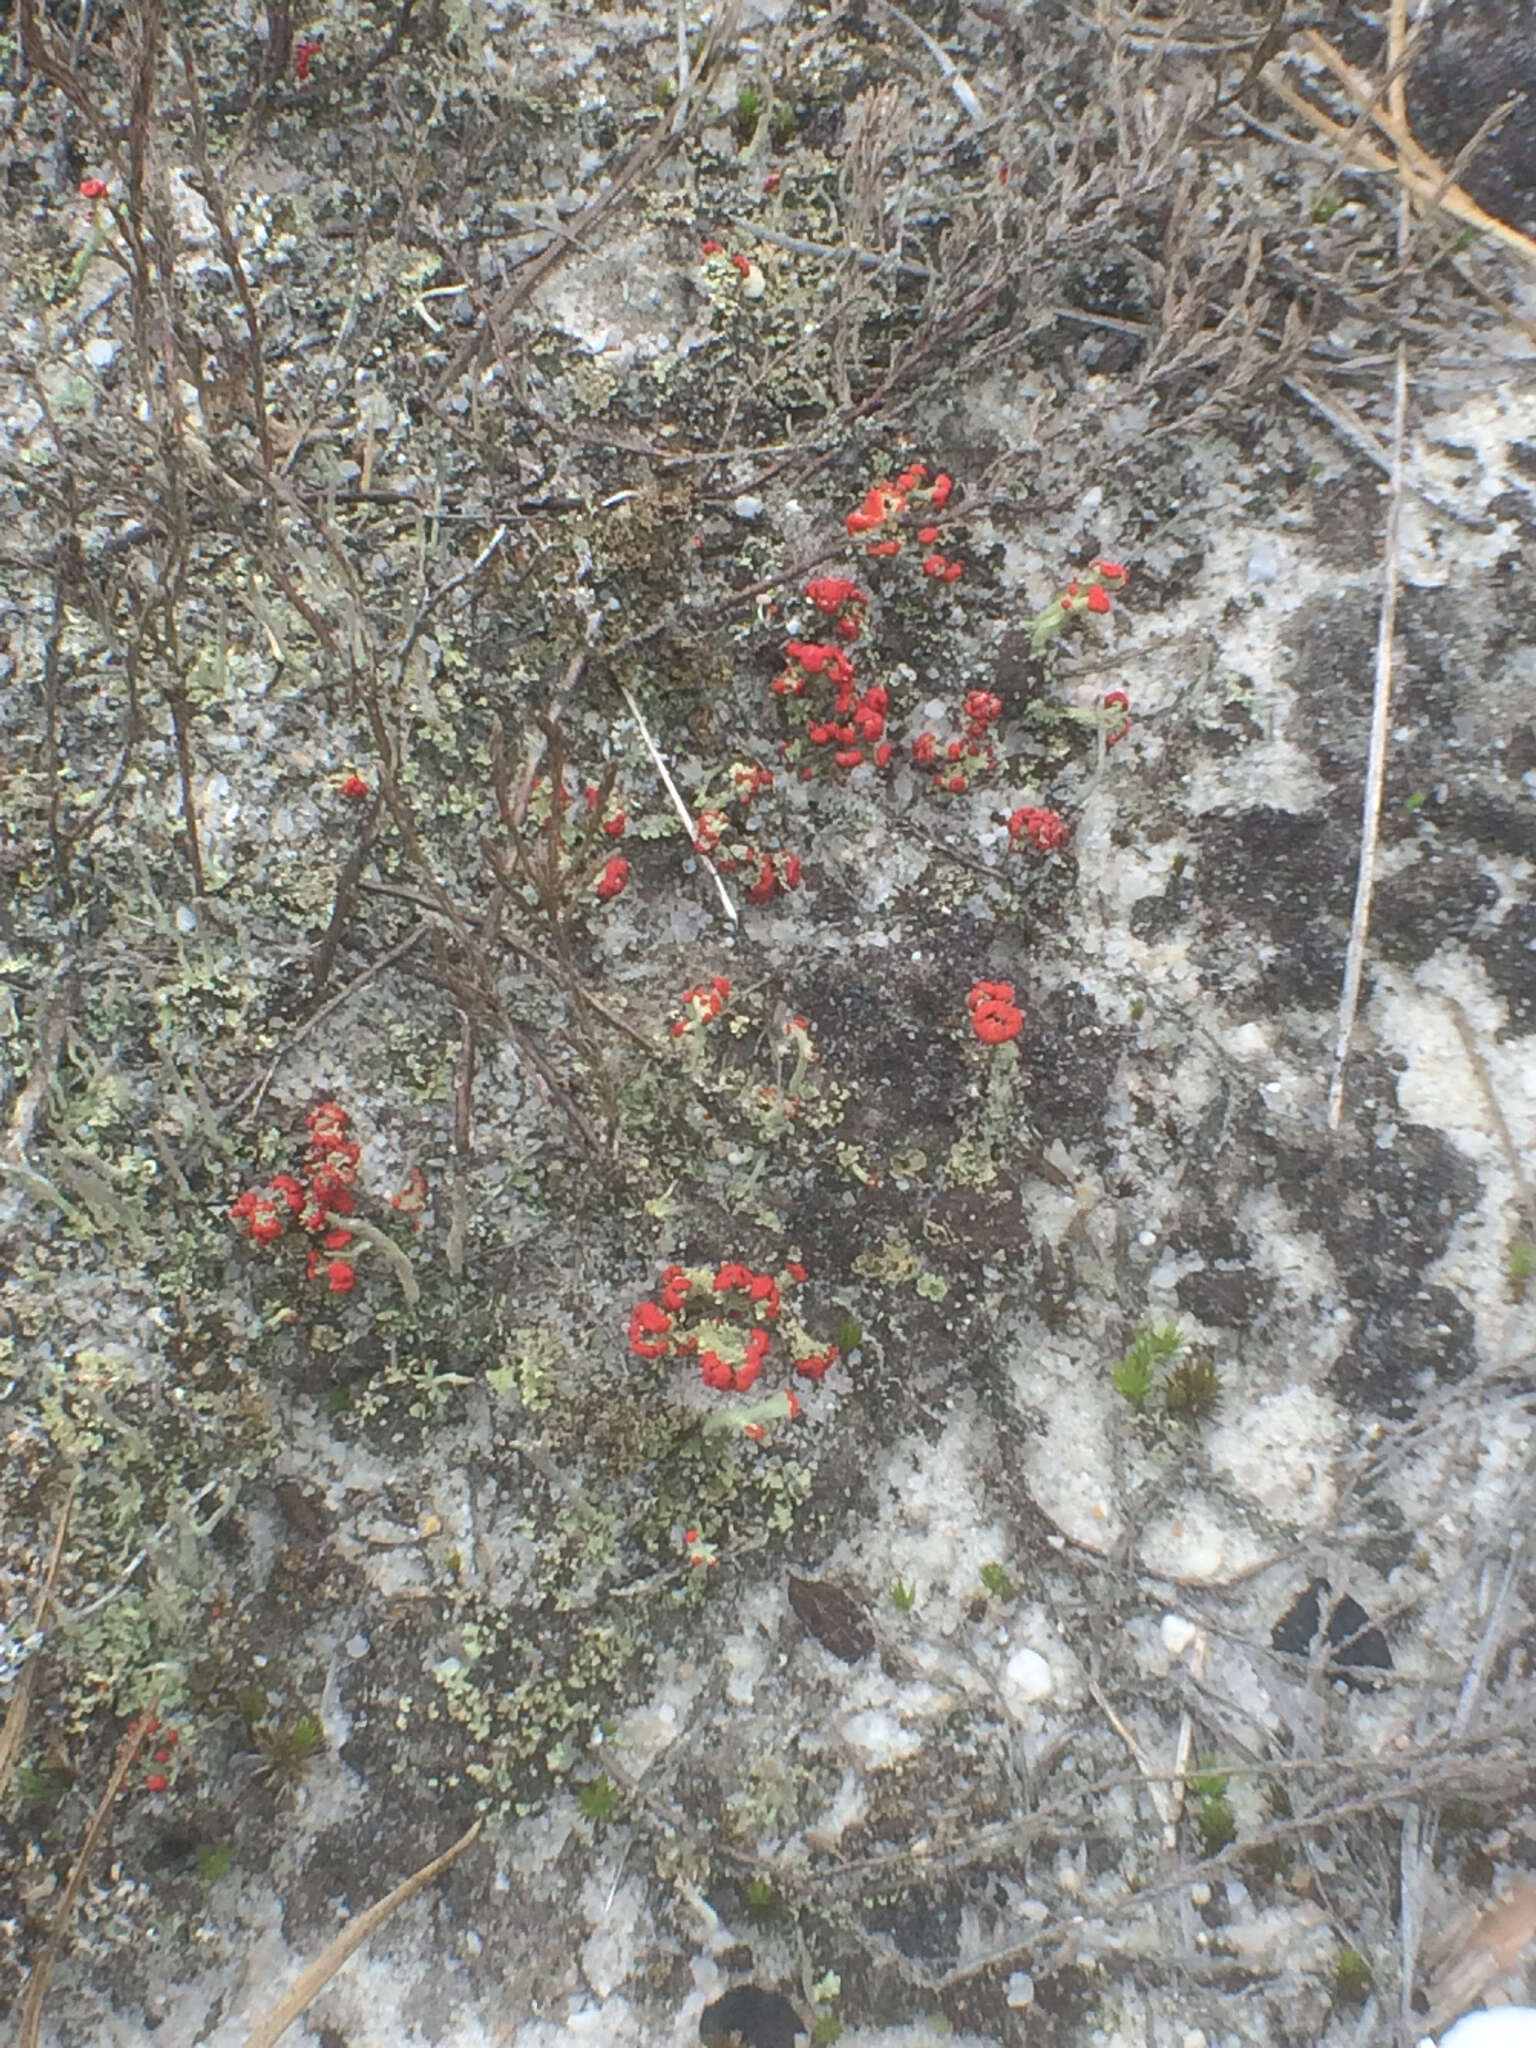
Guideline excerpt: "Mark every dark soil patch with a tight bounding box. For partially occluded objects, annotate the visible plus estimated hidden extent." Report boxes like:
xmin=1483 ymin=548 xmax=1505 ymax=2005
xmin=1192 ymin=807 xmax=1353 ymax=1011
xmin=1256 ymin=1096 xmax=1480 ymax=1413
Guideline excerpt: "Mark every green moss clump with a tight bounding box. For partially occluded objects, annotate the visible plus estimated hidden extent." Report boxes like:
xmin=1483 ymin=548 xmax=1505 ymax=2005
xmin=978 ymin=1562 xmax=1017 ymax=1602
xmin=734 ymin=86 xmax=762 ymax=145
xmin=578 ymin=1774 xmax=619 ymax=1822
xmin=1332 ymin=1948 xmax=1373 ymax=2005
xmin=1190 ymin=1766 xmax=1236 ymax=1853
xmin=1163 ymin=1352 xmax=1221 ymax=1419
xmin=1508 ymin=1238 xmax=1534 ymax=1302
xmin=1112 ymin=1323 xmax=1182 ymax=1410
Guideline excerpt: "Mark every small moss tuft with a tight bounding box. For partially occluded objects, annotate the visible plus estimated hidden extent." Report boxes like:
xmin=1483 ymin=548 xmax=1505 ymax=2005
xmin=1332 ymin=1947 xmax=1373 ymax=2004
xmin=1190 ymin=1765 xmax=1236 ymax=1852
xmin=1508 ymin=1238 xmax=1534 ymax=1303
xmin=1113 ymin=1322 xmax=1183 ymax=1409
xmin=1163 ymin=1351 xmax=1221 ymax=1420
xmin=745 ymin=1875 xmax=789 ymax=1922
xmin=734 ymin=86 xmax=762 ymax=145
xmin=578 ymin=1774 xmax=619 ymax=1823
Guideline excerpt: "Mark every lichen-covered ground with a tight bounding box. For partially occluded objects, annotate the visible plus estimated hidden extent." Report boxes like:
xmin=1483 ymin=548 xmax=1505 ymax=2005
xmin=3 ymin=1 xmax=1535 ymax=2044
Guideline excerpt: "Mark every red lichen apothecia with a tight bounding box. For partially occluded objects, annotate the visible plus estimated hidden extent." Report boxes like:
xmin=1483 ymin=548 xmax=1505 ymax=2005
xmin=230 ymin=1100 xmax=427 ymax=1297
xmin=627 ymin=1258 xmax=837 ymax=1394
xmin=967 ymin=981 xmax=1025 ymax=1046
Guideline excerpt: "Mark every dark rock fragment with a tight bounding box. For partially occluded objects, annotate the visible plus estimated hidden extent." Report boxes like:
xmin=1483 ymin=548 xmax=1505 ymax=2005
xmin=1272 ymin=1580 xmax=1394 ymax=1687
xmin=700 ymin=1985 xmax=807 ymax=2048
xmin=1407 ymin=0 xmax=1536 ymax=236
xmin=787 ymin=1575 xmax=875 ymax=1662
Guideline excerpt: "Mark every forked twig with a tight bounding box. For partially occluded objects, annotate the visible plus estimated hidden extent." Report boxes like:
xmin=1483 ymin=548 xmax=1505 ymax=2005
xmin=218 ymin=925 xmax=430 ymax=1125
xmin=1451 ymin=1532 xmax=1526 ymax=1740
xmin=1261 ymin=30 xmax=1536 ymax=269
xmin=867 ymin=0 xmax=984 ymax=122
xmin=1089 ymin=1677 xmax=1180 ymax=1837
xmin=2 ymin=962 xmax=79 ymax=1164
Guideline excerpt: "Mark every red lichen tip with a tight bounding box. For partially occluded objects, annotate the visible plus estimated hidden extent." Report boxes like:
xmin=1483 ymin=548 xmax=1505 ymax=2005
xmin=970 ymin=999 xmax=1024 ymax=1046
xmin=595 ymin=856 xmax=630 ymax=900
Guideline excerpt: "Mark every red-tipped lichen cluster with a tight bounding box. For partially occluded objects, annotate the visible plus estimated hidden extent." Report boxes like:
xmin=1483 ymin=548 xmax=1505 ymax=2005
xmin=627 ymin=1258 xmax=836 ymax=1392
xmin=230 ymin=1101 xmax=426 ymax=1295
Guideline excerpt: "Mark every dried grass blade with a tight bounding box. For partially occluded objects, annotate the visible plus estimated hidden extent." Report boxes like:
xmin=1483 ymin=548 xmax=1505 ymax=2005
xmin=0 ymin=1474 xmax=76 ymax=1797
xmin=18 ymin=1701 xmax=157 ymax=2048
xmin=243 ymin=1817 xmax=483 ymax=2048
xmin=618 ymin=681 xmax=738 ymax=925
xmin=1328 ymin=343 xmax=1407 ymax=1129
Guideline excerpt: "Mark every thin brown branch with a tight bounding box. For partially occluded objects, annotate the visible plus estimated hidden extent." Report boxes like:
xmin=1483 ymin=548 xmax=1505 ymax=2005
xmin=0 ymin=1475 xmax=77 ymax=1799
xmin=165 ymin=686 xmax=206 ymax=895
xmin=177 ymin=39 xmax=277 ymax=479
xmin=308 ymin=796 xmax=385 ymax=995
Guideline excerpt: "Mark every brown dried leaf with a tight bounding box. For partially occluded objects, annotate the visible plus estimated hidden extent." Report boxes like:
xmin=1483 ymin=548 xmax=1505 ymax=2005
xmin=787 ymin=1575 xmax=874 ymax=1663
xmin=1427 ymin=1878 xmax=1536 ymax=2030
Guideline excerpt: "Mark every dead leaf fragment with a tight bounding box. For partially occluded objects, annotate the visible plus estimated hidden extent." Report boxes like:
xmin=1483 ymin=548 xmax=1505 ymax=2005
xmin=1427 ymin=1879 xmax=1536 ymax=2030
xmin=787 ymin=1576 xmax=874 ymax=1663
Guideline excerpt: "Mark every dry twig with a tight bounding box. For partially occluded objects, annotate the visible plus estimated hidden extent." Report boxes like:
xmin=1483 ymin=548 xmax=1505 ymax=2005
xmin=1260 ymin=29 xmax=1536 ymax=269
xmin=0 ymin=1476 xmax=76 ymax=1797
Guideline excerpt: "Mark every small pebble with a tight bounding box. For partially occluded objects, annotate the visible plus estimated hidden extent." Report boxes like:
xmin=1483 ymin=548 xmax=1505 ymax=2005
xmin=1004 ymin=1647 xmax=1053 ymax=1703
xmin=1005 ymin=1972 xmax=1035 ymax=2009
xmin=1434 ymin=2015 xmax=1536 ymax=2048
xmin=1162 ymin=1613 xmax=1198 ymax=1657
xmin=1247 ymin=536 xmax=1282 ymax=583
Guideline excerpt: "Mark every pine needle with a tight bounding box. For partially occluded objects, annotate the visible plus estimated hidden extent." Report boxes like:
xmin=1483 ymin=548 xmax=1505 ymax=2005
xmin=618 ymin=680 xmax=739 ymax=925
xmin=0 ymin=1474 xmax=76 ymax=1799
